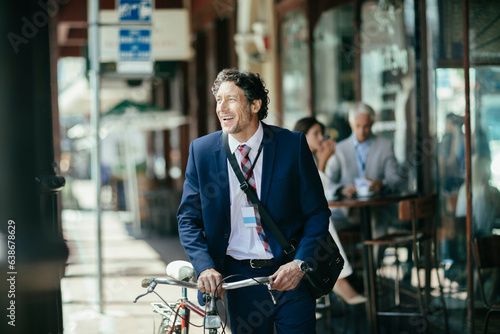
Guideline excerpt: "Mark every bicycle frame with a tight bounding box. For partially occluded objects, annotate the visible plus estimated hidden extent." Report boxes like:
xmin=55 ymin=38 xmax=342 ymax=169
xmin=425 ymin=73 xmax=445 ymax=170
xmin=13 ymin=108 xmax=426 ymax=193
xmin=175 ymin=287 xmax=205 ymax=334
xmin=152 ymin=287 xmax=219 ymax=334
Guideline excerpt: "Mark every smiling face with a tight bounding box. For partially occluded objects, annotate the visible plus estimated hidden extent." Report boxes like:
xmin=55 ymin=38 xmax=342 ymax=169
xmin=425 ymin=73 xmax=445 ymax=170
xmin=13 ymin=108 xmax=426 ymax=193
xmin=216 ymin=81 xmax=261 ymax=142
xmin=350 ymin=113 xmax=373 ymax=143
xmin=305 ymin=123 xmax=324 ymax=153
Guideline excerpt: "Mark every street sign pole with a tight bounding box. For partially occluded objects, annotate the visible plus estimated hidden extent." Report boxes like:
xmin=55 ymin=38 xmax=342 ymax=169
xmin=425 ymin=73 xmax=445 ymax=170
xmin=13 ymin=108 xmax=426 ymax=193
xmin=116 ymin=0 xmax=153 ymax=235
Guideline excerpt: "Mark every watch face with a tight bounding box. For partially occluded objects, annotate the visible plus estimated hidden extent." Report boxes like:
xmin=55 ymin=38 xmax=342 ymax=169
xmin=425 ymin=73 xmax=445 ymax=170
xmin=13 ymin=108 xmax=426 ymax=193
xmin=295 ymin=260 xmax=308 ymax=272
xmin=299 ymin=261 xmax=308 ymax=272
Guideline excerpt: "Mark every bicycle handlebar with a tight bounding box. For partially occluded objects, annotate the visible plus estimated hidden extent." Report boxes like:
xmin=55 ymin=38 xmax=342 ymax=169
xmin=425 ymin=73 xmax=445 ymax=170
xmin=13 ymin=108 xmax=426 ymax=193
xmin=141 ymin=277 xmax=198 ymax=289
xmin=135 ymin=275 xmax=274 ymax=305
xmin=141 ymin=276 xmax=272 ymax=290
xmin=222 ymin=276 xmax=271 ymax=289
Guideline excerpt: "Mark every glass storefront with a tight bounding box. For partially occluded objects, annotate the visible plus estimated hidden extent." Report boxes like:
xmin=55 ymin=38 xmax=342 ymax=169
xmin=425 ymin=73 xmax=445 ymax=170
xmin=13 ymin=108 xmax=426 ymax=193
xmin=277 ymin=0 xmax=500 ymax=330
xmin=427 ymin=0 xmax=500 ymax=330
xmin=313 ymin=4 xmax=355 ymax=142
xmin=312 ymin=1 xmax=418 ymax=192
xmin=360 ymin=0 xmax=418 ymax=192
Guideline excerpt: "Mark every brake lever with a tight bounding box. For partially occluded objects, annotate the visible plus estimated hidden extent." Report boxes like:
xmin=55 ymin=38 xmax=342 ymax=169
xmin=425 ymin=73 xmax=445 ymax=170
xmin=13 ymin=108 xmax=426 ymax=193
xmin=266 ymin=277 xmax=276 ymax=305
xmin=133 ymin=281 xmax=158 ymax=303
xmin=133 ymin=291 xmax=149 ymax=303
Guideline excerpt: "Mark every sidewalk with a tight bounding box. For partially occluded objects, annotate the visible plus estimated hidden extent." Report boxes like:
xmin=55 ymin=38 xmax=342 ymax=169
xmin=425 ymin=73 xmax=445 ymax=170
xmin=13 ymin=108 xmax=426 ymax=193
xmin=61 ymin=210 xmax=203 ymax=334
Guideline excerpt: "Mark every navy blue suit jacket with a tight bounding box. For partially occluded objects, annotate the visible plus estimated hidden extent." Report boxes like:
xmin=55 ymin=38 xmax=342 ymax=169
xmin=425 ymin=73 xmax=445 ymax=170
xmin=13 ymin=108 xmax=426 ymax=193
xmin=177 ymin=124 xmax=331 ymax=278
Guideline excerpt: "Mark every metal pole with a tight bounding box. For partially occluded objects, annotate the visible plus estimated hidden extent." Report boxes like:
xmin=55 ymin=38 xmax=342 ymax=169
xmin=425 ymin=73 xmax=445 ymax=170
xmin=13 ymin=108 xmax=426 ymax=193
xmin=123 ymin=123 xmax=142 ymax=235
xmin=462 ymin=0 xmax=473 ymax=332
xmin=354 ymin=0 xmax=361 ymax=102
xmin=88 ymin=0 xmax=104 ymax=313
xmin=415 ymin=0 xmax=427 ymax=195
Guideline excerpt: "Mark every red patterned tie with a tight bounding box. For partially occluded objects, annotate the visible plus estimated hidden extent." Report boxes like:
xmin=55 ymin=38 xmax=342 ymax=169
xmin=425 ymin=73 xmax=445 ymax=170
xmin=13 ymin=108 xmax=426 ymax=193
xmin=237 ymin=144 xmax=270 ymax=252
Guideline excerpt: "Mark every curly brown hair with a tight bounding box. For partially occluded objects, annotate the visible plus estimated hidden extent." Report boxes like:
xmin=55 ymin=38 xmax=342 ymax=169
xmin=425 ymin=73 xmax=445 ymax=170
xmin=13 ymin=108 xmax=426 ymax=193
xmin=211 ymin=68 xmax=269 ymax=120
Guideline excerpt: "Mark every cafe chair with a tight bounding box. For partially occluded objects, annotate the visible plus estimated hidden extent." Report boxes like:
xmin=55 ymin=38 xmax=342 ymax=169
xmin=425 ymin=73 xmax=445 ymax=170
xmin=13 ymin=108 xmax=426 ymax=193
xmin=364 ymin=193 xmax=449 ymax=333
xmin=473 ymin=235 xmax=500 ymax=334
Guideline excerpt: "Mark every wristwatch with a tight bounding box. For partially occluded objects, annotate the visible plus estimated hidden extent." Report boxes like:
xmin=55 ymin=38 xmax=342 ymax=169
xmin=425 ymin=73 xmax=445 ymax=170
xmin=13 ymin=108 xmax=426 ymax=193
xmin=294 ymin=259 xmax=309 ymax=273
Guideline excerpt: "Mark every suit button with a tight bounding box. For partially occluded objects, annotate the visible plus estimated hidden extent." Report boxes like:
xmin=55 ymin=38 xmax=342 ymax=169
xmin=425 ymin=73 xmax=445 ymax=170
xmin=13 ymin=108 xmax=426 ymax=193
xmin=224 ymin=233 xmax=229 ymax=238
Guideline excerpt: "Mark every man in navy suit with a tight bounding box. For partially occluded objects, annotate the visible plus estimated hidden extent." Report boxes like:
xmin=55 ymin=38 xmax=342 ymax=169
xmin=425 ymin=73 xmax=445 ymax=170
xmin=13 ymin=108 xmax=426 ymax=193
xmin=177 ymin=68 xmax=331 ymax=333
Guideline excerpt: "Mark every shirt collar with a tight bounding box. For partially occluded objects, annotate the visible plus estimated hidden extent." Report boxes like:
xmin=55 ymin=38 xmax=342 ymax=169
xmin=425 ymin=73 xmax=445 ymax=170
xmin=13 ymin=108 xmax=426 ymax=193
xmin=228 ymin=122 xmax=264 ymax=154
xmin=352 ymin=133 xmax=372 ymax=148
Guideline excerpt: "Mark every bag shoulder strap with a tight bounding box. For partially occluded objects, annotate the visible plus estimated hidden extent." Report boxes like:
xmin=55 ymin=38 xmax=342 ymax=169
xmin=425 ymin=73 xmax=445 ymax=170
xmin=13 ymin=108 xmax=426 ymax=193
xmin=222 ymin=133 xmax=296 ymax=255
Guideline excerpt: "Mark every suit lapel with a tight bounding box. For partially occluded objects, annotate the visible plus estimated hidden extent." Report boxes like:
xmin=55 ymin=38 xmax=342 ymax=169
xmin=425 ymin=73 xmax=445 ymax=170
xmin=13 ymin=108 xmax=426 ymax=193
xmin=214 ymin=134 xmax=230 ymax=223
xmin=260 ymin=125 xmax=276 ymax=206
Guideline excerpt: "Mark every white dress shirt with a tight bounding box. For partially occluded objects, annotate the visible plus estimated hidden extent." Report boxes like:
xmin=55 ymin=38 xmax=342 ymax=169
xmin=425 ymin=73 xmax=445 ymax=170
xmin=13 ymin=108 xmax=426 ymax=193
xmin=226 ymin=122 xmax=273 ymax=260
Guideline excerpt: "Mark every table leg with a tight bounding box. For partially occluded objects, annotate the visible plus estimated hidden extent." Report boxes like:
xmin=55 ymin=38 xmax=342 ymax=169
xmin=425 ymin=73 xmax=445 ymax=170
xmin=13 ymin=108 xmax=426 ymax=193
xmin=360 ymin=206 xmax=378 ymax=334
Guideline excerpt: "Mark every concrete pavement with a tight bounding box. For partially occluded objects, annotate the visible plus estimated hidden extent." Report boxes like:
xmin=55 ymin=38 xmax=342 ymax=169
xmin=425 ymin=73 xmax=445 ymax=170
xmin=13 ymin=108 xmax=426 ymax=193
xmin=61 ymin=210 xmax=203 ymax=334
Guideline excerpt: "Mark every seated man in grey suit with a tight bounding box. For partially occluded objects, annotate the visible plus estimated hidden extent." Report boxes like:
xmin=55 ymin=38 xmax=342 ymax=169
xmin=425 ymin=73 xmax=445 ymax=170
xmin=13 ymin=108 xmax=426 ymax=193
xmin=324 ymin=102 xmax=405 ymax=237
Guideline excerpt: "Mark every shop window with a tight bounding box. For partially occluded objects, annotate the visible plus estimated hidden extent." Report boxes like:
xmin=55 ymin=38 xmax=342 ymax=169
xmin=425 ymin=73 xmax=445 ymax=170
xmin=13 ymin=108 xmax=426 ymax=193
xmin=360 ymin=0 xmax=417 ymax=191
xmin=428 ymin=1 xmax=500 ymax=330
xmin=434 ymin=68 xmax=500 ymax=330
xmin=313 ymin=4 xmax=355 ymax=142
xmin=436 ymin=68 xmax=500 ymax=231
xmin=280 ymin=10 xmax=310 ymax=128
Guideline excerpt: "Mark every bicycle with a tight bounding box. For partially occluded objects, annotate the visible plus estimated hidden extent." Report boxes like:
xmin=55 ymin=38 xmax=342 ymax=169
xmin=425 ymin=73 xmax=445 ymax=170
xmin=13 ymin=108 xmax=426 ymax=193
xmin=134 ymin=260 xmax=273 ymax=334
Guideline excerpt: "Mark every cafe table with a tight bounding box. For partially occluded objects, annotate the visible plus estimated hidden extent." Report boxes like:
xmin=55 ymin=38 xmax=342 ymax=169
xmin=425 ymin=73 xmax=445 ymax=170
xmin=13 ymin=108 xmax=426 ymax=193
xmin=328 ymin=192 xmax=418 ymax=333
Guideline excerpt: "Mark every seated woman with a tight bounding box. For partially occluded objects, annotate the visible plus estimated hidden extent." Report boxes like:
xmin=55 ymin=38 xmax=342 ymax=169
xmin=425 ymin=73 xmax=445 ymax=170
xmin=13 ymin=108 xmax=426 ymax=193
xmin=294 ymin=117 xmax=366 ymax=305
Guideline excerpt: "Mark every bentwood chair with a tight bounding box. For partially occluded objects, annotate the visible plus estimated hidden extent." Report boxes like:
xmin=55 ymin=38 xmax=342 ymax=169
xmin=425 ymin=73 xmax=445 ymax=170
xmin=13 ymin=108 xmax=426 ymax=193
xmin=473 ymin=235 xmax=500 ymax=334
xmin=364 ymin=193 xmax=448 ymax=333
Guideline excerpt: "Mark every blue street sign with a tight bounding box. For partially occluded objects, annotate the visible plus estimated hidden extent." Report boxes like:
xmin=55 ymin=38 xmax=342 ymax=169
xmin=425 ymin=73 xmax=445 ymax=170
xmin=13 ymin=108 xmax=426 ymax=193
xmin=119 ymin=29 xmax=151 ymax=61
xmin=118 ymin=0 xmax=152 ymax=22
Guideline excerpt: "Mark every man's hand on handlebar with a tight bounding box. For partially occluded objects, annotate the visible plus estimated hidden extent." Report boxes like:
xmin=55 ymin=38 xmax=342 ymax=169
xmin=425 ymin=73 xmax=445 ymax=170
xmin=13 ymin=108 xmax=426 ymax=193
xmin=270 ymin=261 xmax=304 ymax=291
xmin=198 ymin=268 xmax=225 ymax=298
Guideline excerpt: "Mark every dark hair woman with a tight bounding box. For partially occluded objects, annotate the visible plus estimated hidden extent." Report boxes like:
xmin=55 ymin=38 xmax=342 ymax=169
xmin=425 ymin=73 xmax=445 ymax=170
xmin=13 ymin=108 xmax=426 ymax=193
xmin=294 ymin=117 xmax=367 ymax=305
xmin=293 ymin=117 xmax=335 ymax=174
